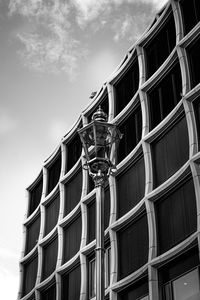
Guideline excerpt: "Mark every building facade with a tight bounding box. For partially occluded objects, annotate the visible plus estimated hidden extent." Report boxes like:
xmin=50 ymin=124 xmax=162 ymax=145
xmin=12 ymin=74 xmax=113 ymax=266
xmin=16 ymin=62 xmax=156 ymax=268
xmin=18 ymin=0 xmax=200 ymax=299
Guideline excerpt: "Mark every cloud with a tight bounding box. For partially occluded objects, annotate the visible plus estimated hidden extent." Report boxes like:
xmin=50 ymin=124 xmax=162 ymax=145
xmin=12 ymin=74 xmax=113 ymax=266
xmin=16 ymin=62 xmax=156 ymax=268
xmin=71 ymin=0 xmax=110 ymax=27
xmin=9 ymin=0 xmax=87 ymax=78
xmin=71 ymin=0 xmax=168 ymax=27
xmin=0 ymin=109 xmax=18 ymax=136
xmin=8 ymin=0 xmax=169 ymax=76
xmin=138 ymin=0 xmax=168 ymax=10
xmin=17 ymin=31 xmax=85 ymax=78
xmin=112 ymin=12 xmax=153 ymax=43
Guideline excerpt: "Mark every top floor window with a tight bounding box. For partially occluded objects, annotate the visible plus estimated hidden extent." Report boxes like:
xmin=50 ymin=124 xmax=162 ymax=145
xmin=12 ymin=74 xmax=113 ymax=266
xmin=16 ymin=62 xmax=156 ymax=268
xmin=145 ymin=12 xmax=176 ymax=78
xmin=179 ymin=0 xmax=200 ymax=35
xmin=187 ymin=35 xmax=200 ymax=89
xmin=47 ymin=153 xmax=61 ymax=195
xmin=29 ymin=175 xmax=43 ymax=216
xmin=66 ymin=134 xmax=82 ymax=172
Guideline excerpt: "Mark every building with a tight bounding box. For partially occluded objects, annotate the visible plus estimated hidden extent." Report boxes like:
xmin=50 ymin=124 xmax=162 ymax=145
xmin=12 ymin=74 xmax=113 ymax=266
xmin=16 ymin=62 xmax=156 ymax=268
xmin=18 ymin=0 xmax=200 ymax=299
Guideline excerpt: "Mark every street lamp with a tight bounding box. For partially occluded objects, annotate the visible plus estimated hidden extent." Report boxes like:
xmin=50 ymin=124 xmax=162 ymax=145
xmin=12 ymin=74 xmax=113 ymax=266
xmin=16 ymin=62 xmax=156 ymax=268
xmin=78 ymin=106 xmax=122 ymax=300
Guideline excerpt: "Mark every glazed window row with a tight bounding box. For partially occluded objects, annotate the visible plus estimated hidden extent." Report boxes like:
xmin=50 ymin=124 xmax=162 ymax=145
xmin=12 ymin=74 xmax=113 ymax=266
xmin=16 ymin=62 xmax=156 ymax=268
xmin=23 ymin=174 xmax=197 ymax=296
xmin=22 ymin=239 xmax=199 ymax=299
xmin=27 ymin=97 xmax=200 ymax=224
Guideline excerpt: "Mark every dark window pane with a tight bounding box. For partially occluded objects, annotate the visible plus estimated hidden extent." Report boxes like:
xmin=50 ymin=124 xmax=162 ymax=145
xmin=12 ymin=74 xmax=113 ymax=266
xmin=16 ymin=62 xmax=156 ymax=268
xmin=62 ymin=265 xmax=81 ymax=300
xmin=117 ymin=156 xmax=145 ymax=218
xmin=22 ymin=255 xmax=38 ymax=296
xmin=87 ymin=199 xmax=95 ymax=243
xmin=41 ymin=284 xmax=56 ymax=300
xmin=118 ymin=212 xmax=149 ymax=279
xmin=148 ymin=62 xmax=182 ymax=129
xmin=45 ymin=194 xmax=60 ymax=236
xmin=87 ymin=188 xmax=110 ymax=243
xmin=180 ymin=0 xmax=200 ymax=35
xmin=63 ymin=215 xmax=82 ymax=263
xmin=156 ymin=179 xmax=197 ymax=254
xmin=152 ymin=116 xmax=189 ymax=187
xmin=115 ymin=59 xmax=139 ymax=115
xmin=187 ymin=35 xmax=200 ymax=88
xmin=42 ymin=237 xmax=58 ymax=280
xmin=64 ymin=169 xmax=82 ymax=216
xmin=26 ymin=214 xmax=40 ymax=254
xmin=88 ymin=257 xmax=96 ymax=298
xmin=117 ymin=105 xmax=142 ymax=162
xmin=47 ymin=154 xmax=61 ymax=194
xmin=145 ymin=12 xmax=176 ymax=78
xmin=67 ymin=134 xmax=82 ymax=172
xmin=118 ymin=277 xmax=148 ymax=300
xmin=194 ymin=96 xmax=200 ymax=149
xmin=29 ymin=176 xmax=43 ymax=215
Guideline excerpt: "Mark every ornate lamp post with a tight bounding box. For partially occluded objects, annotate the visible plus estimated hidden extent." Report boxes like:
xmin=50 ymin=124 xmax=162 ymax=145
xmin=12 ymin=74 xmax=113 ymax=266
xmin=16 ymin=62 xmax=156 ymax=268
xmin=78 ymin=107 xmax=122 ymax=300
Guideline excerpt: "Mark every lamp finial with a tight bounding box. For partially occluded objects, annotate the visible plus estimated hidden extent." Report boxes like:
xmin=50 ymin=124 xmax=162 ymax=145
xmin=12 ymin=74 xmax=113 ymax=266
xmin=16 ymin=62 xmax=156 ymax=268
xmin=92 ymin=106 xmax=107 ymax=122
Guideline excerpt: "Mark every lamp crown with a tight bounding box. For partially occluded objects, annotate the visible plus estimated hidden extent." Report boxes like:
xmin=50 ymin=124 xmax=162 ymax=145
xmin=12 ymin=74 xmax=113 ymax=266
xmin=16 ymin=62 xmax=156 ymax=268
xmin=92 ymin=106 xmax=107 ymax=122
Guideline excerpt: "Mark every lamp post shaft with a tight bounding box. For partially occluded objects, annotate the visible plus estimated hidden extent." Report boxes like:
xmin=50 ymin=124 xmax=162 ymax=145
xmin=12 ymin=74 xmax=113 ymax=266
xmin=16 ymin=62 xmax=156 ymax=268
xmin=95 ymin=175 xmax=105 ymax=300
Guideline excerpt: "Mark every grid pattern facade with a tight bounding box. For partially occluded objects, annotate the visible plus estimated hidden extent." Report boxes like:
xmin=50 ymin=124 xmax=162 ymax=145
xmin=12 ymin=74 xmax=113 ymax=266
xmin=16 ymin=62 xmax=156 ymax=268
xmin=18 ymin=0 xmax=200 ymax=299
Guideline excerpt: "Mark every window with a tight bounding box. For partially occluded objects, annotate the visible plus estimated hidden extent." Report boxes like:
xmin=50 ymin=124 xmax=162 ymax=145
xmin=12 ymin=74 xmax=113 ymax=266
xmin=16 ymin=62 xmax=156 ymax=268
xmin=152 ymin=116 xmax=189 ymax=187
xmin=115 ymin=59 xmax=139 ymax=115
xmin=187 ymin=36 xmax=200 ymax=89
xmin=118 ymin=277 xmax=149 ymax=300
xmin=22 ymin=255 xmax=38 ymax=296
xmin=29 ymin=175 xmax=43 ymax=216
xmin=116 ymin=155 xmax=145 ymax=218
xmin=89 ymin=257 xmax=96 ymax=298
xmin=42 ymin=237 xmax=58 ymax=280
xmin=64 ymin=169 xmax=82 ymax=216
xmin=41 ymin=284 xmax=56 ymax=300
xmin=145 ymin=12 xmax=176 ymax=78
xmin=160 ymin=246 xmax=200 ymax=300
xmin=171 ymin=269 xmax=199 ymax=300
xmin=194 ymin=96 xmax=200 ymax=149
xmin=155 ymin=178 xmax=197 ymax=254
xmin=61 ymin=264 xmax=81 ymax=300
xmin=47 ymin=153 xmax=61 ymax=195
xmin=44 ymin=194 xmax=60 ymax=236
xmin=87 ymin=188 xmax=110 ymax=243
xmin=66 ymin=134 xmax=82 ymax=172
xmin=88 ymin=247 xmax=111 ymax=298
xmin=118 ymin=211 xmax=149 ymax=279
xmin=117 ymin=105 xmax=142 ymax=163
xmin=179 ymin=0 xmax=200 ymax=35
xmin=26 ymin=213 xmax=40 ymax=254
xmin=148 ymin=62 xmax=182 ymax=129
xmin=105 ymin=246 xmax=111 ymax=289
xmin=63 ymin=215 xmax=82 ymax=263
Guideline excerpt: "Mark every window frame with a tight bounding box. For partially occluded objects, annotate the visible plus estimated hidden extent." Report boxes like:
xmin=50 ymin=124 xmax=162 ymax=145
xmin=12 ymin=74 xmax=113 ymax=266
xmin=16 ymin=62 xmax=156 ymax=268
xmin=162 ymin=266 xmax=200 ymax=300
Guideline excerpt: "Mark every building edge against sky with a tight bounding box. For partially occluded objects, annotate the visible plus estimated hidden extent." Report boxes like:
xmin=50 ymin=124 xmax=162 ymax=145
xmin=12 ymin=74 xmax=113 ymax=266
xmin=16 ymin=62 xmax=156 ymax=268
xmin=18 ymin=0 xmax=200 ymax=299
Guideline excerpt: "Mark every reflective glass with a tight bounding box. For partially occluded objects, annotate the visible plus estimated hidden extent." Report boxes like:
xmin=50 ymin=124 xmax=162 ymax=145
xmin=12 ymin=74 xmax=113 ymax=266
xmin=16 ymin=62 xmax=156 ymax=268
xmin=173 ymin=269 xmax=200 ymax=300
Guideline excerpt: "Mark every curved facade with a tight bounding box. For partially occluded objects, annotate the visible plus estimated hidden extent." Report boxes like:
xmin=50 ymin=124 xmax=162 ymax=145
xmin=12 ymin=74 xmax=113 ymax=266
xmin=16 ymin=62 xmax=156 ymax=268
xmin=18 ymin=0 xmax=200 ymax=299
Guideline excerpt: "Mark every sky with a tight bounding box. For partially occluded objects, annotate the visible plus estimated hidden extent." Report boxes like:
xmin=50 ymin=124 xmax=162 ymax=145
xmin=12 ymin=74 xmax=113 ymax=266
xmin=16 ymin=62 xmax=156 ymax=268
xmin=0 ymin=0 xmax=168 ymax=298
